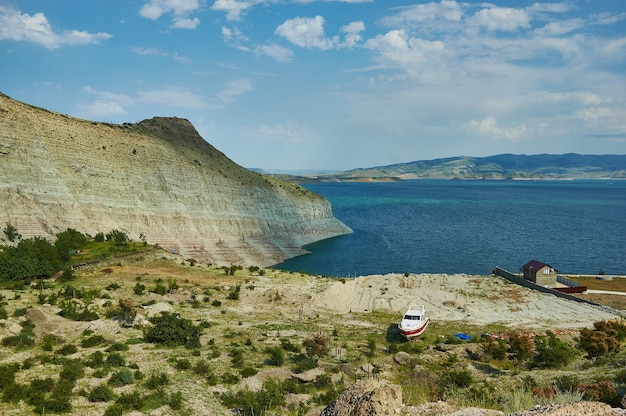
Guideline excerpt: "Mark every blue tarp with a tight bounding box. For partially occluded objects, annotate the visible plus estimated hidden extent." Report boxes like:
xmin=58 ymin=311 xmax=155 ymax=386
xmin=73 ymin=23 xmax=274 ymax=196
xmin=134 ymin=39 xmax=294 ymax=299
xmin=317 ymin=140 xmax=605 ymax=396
xmin=454 ymin=333 xmax=472 ymax=341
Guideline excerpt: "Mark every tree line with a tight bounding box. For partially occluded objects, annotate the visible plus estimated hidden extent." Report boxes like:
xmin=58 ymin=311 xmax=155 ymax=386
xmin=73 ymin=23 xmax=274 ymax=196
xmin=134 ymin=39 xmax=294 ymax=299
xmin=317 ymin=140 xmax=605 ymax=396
xmin=0 ymin=224 xmax=129 ymax=282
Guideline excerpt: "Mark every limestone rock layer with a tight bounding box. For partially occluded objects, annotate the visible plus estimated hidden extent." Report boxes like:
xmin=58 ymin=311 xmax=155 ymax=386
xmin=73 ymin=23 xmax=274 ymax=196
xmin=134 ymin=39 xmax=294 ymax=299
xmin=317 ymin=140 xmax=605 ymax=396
xmin=0 ymin=93 xmax=351 ymax=266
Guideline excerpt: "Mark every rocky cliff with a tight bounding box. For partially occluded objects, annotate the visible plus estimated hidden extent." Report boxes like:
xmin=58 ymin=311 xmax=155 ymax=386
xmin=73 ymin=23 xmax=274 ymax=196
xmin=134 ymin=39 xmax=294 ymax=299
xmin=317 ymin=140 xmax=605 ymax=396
xmin=0 ymin=93 xmax=351 ymax=266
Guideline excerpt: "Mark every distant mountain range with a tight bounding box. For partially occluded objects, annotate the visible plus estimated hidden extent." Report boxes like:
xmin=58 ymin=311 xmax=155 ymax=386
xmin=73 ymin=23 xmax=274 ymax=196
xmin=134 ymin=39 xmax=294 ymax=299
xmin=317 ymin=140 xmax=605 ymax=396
xmin=282 ymin=154 xmax=626 ymax=182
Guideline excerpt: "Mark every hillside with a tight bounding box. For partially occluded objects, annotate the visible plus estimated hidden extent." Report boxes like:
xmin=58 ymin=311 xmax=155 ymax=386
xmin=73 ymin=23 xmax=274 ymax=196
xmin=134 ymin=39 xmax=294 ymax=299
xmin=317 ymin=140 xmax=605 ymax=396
xmin=0 ymin=93 xmax=351 ymax=266
xmin=301 ymin=154 xmax=626 ymax=181
xmin=1 ymin=250 xmax=625 ymax=415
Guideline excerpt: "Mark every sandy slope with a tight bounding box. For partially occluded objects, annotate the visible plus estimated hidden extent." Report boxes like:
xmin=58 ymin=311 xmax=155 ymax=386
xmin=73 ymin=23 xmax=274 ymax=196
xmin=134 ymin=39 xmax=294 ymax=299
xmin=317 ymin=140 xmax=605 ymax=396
xmin=249 ymin=272 xmax=621 ymax=331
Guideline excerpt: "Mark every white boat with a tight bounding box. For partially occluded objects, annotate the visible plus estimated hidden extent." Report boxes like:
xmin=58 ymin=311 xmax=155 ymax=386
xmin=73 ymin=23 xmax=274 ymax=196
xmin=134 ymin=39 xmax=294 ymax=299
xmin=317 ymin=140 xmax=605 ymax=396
xmin=398 ymin=304 xmax=429 ymax=339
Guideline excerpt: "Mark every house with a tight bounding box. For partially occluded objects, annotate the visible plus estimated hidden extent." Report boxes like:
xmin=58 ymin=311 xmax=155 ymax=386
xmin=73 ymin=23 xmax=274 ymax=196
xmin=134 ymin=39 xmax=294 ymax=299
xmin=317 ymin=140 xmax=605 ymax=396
xmin=522 ymin=260 xmax=558 ymax=286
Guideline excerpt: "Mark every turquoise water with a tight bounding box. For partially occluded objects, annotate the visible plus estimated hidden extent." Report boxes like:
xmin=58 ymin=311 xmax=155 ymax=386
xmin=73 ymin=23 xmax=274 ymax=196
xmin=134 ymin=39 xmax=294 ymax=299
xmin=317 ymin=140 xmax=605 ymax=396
xmin=275 ymin=180 xmax=626 ymax=276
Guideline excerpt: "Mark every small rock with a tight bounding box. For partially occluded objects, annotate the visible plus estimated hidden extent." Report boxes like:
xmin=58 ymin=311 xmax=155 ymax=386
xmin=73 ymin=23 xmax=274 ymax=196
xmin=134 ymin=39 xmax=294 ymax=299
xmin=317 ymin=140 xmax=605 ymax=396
xmin=394 ymin=351 xmax=411 ymax=365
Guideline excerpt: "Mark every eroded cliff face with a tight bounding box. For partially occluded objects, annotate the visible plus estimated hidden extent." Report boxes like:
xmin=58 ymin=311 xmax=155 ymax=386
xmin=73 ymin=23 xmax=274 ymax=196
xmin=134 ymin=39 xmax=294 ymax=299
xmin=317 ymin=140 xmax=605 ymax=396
xmin=0 ymin=93 xmax=351 ymax=266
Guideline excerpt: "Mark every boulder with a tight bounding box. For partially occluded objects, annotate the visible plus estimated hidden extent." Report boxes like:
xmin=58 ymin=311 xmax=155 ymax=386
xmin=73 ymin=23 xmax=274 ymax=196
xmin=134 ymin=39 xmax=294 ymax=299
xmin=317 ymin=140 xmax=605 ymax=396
xmin=320 ymin=379 xmax=402 ymax=416
xmin=394 ymin=351 xmax=411 ymax=365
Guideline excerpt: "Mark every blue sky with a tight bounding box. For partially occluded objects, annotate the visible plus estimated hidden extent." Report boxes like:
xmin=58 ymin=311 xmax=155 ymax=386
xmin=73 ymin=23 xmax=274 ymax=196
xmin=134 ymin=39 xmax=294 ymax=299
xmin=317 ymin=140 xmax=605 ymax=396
xmin=1 ymin=1 xmax=625 ymax=171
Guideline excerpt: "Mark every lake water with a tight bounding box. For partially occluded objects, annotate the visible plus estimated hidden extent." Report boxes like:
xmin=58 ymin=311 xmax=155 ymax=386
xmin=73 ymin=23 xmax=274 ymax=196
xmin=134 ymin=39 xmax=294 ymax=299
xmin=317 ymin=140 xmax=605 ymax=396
xmin=275 ymin=180 xmax=626 ymax=276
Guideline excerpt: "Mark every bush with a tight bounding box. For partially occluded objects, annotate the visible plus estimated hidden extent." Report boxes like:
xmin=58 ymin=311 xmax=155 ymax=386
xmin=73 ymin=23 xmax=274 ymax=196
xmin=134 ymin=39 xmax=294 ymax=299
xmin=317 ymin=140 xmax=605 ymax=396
xmin=174 ymin=358 xmax=191 ymax=370
xmin=303 ymin=334 xmax=329 ymax=358
xmin=534 ymin=331 xmax=577 ymax=368
xmin=58 ymin=300 xmax=99 ymax=321
xmin=89 ymin=384 xmax=116 ymax=402
xmin=143 ymin=311 xmax=201 ymax=348
xmin=508 ymin=332 xmax=534 ymax=363
xmin=108 ymin=369 xmax=135 ymax=387
xmin=293 ymin=355 xmax=318 ymax=373
xmin=481 ymin=336 xmax=508 ymax=360
xmin=59 ymin=360 xmax=85 ymax=382
xmin=579 ymin=328 xmax=619 ymax=358
xmin=81 ymin=334 xmax=107 ymax=348
xmin=240 ymin=367 xmax=258 ymax=378
xmin=133 ymin=283 xmax=145 ymax=295
xmin=106 ymin=352 xmax=126 ymax=367
xmin=168 ymin=391 xmax=183 ymax=410
xmin=145 ymin=372 xmax=169 ymax=389
xmin=579 ymin=380 xmax=620 ymax=406
xmin=267 ymin=346 xmax=285 ymax=366
xmin=115 ymin=391 xmax=143 ymax=411
xmin=57 ymin=344 xmax=78 ymax=356
xmin=220 ymin=377 xmax=286 ymax=416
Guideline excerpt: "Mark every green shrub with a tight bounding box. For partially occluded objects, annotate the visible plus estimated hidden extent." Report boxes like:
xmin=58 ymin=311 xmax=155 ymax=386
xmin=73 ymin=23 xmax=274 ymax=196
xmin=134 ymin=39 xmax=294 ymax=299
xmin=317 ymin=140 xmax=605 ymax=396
xmin=108 ymin=369 xmax=135 ymax=387
xmin=168 ymin=391 xmax=183 ymax=410
xmin=482 ymin=336 xmax=508 ymax=360
xmin=59 ymin=360 xmax=85 ymax=382
xmin=133 ymin=283 xmax=145 ymax=295
xmin=89 ymin=384 xmax=116 ymax=402
xmin=58 ymin=300 xmax=99 ymax=321
xmin=143 ymin=311 xmax=201 ymax=348
xmin=534 ymin=331 xmax=577 ymax=368
xmin=152 ymin=282 xmax=167 ymax=295
xmin=145 ymin=372 xmax=169 ymax=389
xmin=220 ymin=377 xmax=286 ymax=416
xmin=174 ymin=358 xmax=191 ymax=370
xmin=106 ymin=352 xmax=126 ymax=367
xmin=81 ymin=334 xmax=106 ymax=348
xmin=293 ymin=355 xmax=318 ymax=373
xmin=240 ymin=367 xmax=258 ymax=378
xmin=2 ymin=382 xmax=25 ymax=403
xmin=107 ymin=342 xmax=129 ymax=352
xmin=267 ymin=346 xmax=285 ymax=366
xmin=2 ymin=320 xmax=36 ymax=348
xmin=115 ymin=390 xmax=142 ymax=411
xmin=192 ymin=359 xmax=212 ymax=376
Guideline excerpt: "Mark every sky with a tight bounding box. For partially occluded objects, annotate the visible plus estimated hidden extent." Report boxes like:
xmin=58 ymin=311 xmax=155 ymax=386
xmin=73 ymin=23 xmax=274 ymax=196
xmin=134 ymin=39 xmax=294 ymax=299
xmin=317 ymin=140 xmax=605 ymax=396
xmin=1 ymin=1 xmax=625 ymax=171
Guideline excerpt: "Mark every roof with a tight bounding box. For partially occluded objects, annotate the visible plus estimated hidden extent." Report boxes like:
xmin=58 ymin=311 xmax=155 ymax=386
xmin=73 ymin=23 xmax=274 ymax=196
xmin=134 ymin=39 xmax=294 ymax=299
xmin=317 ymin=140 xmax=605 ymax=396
xmin=522 ymin=259 xmax=557 ymax=272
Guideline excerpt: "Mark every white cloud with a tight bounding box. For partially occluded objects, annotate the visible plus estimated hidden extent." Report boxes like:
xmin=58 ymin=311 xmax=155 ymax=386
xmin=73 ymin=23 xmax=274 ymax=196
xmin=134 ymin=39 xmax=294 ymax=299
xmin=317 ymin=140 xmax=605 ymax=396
xmin=211 ymin=0 xmax=257 ymax=22
xmin=139 ymin=0 xmax=202 ymax=29
xmin=255 ymin=43 xmax=293 ymax=63
xmin=379 ymin=0 xmax=463 ymax=27
xmin=466 ymin=117 xmax=528 ymax=141
xmin=172 ymin=16 xmax=200 ymax=29
xmin=527 ymin=3 xmax=574 ymax=14
xmin=533 ymin=18 xmax=584 ymax=36
xmin=467 ymin=7 xmax=532 ymax=32
xmin=364 ymin=30 xmax=447 ymax=76
xmin=275 ymin=16 xmax=338 ymax=50
xmin=340 ymin=21 xmax=365 ymax=48
xmin=0 ymin=6 xmax=112 ymax=49
xmin=251 ymin=120 xmax=314 ymax=144
xmin=137 ymin=87 xmax=209 ymax=108
xmin=216 ymin=79 xmax=253 ymax=105
xmin=132 ymin=46 xmax=191 ymax=62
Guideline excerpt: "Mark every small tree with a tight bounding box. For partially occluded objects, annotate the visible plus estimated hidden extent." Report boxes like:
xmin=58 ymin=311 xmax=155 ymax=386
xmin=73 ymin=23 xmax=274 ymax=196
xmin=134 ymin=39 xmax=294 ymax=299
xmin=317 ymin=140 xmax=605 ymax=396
xmin=508 ymin=332 xmax=534 ymax=363
xmin=144 ymin=312 xmax=201 ymax=349
xmin=534 ymin=331 xmax=577 ymax=368
xmin=303 ymin=334 xmax=329 ymax=358
xmin=481 ymin=336 xmax=508 ymax=360
xmin=578 ymin=327 xmax=620 ymax=358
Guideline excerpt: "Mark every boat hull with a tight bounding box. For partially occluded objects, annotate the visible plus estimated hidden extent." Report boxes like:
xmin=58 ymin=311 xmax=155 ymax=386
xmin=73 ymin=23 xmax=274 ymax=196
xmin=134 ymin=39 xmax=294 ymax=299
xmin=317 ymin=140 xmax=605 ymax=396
xmin=399 ymin=318 xmax=429 ymax=339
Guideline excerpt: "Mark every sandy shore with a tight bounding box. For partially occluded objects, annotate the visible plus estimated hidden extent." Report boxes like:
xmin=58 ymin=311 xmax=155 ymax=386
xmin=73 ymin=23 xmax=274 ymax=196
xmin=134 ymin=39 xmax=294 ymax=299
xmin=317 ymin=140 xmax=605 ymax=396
xmin=250 ymin=272 xmax=621 ymax=331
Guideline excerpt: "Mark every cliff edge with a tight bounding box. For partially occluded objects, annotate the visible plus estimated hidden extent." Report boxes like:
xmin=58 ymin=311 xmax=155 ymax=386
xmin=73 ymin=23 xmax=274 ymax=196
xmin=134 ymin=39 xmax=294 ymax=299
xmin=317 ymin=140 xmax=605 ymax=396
xmin=0 ymin=93 xmax=351 ymax=266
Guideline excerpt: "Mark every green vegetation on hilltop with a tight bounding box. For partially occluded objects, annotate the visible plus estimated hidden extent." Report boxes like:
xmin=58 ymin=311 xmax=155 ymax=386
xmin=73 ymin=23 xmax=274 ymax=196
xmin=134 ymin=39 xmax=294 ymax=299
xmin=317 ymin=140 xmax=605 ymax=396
xmin=0 ymin=224 xmax=146 ymax=283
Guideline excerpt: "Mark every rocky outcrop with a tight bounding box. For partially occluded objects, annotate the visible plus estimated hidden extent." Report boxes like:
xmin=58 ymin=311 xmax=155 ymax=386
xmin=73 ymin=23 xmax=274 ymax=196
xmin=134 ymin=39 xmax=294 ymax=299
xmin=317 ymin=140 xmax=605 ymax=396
xmin=320 ymin=379 xmax=402 ymax=416
xmin=0 ymin=93 xmax=351 ymax=266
